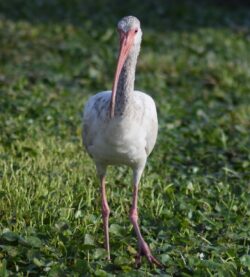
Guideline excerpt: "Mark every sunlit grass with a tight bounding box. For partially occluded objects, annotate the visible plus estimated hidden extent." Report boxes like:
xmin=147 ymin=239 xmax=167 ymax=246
xmin=0 ymin=1 xmax=250 ymax=276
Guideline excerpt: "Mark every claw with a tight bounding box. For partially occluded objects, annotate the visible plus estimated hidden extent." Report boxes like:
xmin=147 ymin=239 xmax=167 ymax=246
xmin=135 ymin=240 xmax=164 ymax=268
xmin=135 ymin=253 xmax=142 ymax=268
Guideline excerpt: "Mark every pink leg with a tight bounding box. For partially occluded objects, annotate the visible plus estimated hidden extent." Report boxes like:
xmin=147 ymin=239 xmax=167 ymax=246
xmin=129 ymin=173 xmax=163 ymax=268
xmin=101 ymin=176 xmax=111 ymax=260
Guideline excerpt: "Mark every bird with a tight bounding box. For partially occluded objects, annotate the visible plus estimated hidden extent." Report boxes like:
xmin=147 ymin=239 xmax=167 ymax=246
xmin=82 ymin=16 xmax=161 ymax=267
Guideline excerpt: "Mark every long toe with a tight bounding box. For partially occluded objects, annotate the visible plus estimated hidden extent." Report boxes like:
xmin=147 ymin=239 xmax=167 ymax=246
xmin=146 ymin=253 xmax=163 ymax=268
xmin=135 ymin=253 xmax=142 ymax=268
xmin=136 ymin=240 xmax=164 ymax=268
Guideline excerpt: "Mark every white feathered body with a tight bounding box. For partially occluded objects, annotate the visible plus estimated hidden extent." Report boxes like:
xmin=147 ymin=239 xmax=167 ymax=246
xmin=83 ymin=90 xmax=158 ymax=170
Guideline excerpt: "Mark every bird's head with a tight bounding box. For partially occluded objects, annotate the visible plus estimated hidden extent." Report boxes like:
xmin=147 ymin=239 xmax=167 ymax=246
xmin=117 ymin=16 xmax=142 ymax=48
xmin=110 ymin=16 xmax=142 ymax=118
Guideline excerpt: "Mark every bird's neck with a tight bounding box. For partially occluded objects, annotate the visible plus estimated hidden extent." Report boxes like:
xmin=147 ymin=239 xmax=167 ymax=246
xmin=115 ymin=46 xmax=140 ymax=116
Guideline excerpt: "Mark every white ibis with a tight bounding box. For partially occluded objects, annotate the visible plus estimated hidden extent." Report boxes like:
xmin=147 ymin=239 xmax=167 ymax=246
xmin=83 ymin=16 xmax=161 ymax=267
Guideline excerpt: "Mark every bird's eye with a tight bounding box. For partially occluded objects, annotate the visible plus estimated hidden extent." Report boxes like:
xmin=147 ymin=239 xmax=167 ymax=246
xmin=134 ymin=29 xmax=138 ymax=34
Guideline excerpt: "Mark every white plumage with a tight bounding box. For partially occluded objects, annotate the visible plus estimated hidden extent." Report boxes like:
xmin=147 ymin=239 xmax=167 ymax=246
xmin=83 ymin=90 xmax=157 ymax=168
xmin=82 ymin=16 xmax=162 ymax=267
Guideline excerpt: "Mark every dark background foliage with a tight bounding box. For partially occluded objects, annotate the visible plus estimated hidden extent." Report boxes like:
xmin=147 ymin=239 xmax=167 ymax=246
xmin=0 ymin=0 xmax=249 ymax=276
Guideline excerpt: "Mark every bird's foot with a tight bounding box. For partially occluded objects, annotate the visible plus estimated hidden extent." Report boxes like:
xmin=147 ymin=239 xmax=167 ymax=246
xmin=135 ymin=240 xmax=163 ymax=268
xmin=107 ymin=253 xmax=111 ymax=261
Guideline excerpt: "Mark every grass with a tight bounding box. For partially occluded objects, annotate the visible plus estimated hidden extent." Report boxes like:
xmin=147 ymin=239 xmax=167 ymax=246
xmin=0 ymin=0 xmax=250 ymax=276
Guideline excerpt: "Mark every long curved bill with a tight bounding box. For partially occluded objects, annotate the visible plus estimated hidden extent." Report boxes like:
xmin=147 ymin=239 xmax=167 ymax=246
xmin=110 ymin=30 xmax=136 ymax=118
